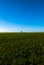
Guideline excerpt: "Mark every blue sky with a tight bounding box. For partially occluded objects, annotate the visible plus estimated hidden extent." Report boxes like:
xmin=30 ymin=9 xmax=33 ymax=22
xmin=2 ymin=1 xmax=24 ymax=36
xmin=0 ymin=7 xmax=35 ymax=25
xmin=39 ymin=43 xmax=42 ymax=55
xmin=0 ymin=0 xmax=44 ymax=32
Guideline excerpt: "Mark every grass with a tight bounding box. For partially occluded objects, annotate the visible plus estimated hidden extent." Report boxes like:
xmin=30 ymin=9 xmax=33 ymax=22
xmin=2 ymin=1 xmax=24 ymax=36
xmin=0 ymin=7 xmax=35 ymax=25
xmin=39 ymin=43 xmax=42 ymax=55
xmin=0 ymin=33 xmax=44 ymax=65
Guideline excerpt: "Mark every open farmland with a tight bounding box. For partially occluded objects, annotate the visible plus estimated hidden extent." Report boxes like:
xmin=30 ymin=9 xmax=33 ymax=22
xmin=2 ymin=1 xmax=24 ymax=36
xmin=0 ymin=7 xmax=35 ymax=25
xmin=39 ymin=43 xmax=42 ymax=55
xmin=0 ymin=33 xmax=44 ymax=65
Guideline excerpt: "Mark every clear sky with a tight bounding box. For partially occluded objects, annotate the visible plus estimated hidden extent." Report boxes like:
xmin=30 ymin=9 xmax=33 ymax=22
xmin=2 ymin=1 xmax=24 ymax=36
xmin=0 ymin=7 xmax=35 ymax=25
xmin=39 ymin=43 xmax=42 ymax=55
xmin=0 ymin=0 xmax=44 ymax=32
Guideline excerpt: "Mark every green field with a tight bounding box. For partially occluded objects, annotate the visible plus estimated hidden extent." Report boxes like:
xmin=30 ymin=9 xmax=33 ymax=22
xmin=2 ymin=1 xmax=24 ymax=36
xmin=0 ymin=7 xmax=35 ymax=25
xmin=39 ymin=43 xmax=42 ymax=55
xmin=0 ymin=33 xmax=44 ymax=65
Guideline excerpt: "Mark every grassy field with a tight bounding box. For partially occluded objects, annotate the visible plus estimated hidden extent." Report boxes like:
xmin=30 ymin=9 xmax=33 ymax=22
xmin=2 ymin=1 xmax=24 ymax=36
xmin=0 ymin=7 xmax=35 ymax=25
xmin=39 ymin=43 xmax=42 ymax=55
xmin=0 ymin=33 xmax=44 ymax=65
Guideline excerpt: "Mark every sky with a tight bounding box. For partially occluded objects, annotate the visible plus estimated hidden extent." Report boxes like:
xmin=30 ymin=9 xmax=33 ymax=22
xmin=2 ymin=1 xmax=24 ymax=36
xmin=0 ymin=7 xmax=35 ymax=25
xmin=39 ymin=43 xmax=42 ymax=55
xmin=0 ymin=0 xmax=44 ymax=32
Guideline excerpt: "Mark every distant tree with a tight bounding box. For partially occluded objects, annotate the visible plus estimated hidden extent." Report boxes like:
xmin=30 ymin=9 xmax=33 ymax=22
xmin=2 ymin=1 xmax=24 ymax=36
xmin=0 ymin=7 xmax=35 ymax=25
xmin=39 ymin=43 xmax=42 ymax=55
xmin=21 ymin=30 xmax=23 ymax=33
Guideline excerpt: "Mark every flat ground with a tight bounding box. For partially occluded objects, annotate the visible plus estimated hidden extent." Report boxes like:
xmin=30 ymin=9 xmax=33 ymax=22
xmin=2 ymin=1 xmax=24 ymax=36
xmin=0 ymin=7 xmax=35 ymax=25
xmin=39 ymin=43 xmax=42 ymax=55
xmin=0 ymin=33 xmax=44 ymax=65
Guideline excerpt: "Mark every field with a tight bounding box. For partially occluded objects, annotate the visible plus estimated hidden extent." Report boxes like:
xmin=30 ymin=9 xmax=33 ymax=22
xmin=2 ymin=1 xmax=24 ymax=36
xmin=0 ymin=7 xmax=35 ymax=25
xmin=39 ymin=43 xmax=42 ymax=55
xmin=0 ymin=33 xmax=44 ymax=65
